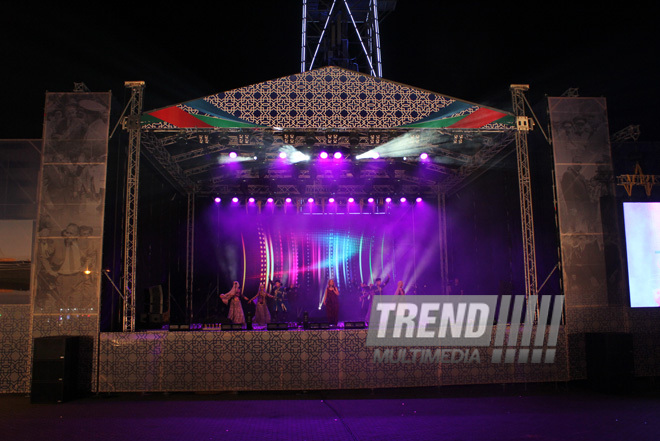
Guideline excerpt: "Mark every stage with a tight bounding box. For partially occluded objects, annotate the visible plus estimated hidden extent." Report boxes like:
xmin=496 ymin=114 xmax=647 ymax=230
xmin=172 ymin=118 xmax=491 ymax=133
xmin=98 ymin=325 xmax=569 ymax=392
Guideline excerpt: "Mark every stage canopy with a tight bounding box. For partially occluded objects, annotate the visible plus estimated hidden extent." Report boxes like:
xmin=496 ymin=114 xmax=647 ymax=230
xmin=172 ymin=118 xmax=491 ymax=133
xmin=138 ymin=66 xmax=516 ymax=196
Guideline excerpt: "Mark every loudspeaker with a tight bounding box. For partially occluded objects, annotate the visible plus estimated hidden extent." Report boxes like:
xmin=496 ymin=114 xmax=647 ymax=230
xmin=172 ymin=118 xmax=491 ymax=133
xmin=221 ymin=323 xmax=244 ymax=331
xmin=31 ymin=336 xmax=80 ymax=403
xmin=585 ymin=333 xmax=634 ymax=392
xmin=309 ymin=322 xmax=330 ymax=329
xmin=344 ymin=321 xmax=366 ymax=329
xmin=267 ymin=322 xmax=289 ymax=330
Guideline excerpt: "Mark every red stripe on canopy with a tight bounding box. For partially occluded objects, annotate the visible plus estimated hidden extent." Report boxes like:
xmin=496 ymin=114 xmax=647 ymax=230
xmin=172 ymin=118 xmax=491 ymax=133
xmin=449 ymin=108 xmax=508 ymax=128
xmin=149 ymin=107 xmax=213 ymax=128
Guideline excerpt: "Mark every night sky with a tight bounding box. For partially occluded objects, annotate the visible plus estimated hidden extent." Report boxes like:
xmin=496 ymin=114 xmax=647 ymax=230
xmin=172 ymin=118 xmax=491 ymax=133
xmin=2 ymin=2 xmax=657 ymax=140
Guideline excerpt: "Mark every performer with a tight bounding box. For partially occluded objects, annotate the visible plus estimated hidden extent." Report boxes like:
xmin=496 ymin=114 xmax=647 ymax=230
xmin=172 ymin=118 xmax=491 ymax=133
xmin=372 ymin=276 xmax=390 ymax=295
xmin=323 ymin=279 xmax=339 ymax=326
xmin=220 ymin=281 xmax=245 ymax=325
xmin=251 ymin=283 xmax=274 ymax=326
xmin=271 ymin=280 xmax=288 ymax=321
xmin=394 ymin=281 xmax=406 ymax=296
xmin=359 ymin=282 xmax=373 ymax=320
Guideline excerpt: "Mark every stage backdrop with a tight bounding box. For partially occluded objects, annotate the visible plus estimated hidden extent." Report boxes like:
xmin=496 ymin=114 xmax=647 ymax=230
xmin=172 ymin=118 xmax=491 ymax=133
xmin=194 ymin=201 xmax=441 ymax=322
xmin=31 ymin=92 xmax=111 ymax=390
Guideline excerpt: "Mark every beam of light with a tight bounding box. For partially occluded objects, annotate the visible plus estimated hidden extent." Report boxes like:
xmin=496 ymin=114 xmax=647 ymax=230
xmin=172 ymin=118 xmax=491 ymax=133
xmin=279 ymin=144 xmax=310 ymax=163
xmin=355 ymin=130 xmax=441 ymax=159
xmin=218 ymin=154 xmax=254 ymax=164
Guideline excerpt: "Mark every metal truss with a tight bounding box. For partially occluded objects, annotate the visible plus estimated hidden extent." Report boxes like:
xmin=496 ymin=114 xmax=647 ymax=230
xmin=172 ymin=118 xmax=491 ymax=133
xmin=510 ymin=84 xmax=539 ymax=313
xmin=140 ymin=132 xmax=196 ymax=193
xmin=185 ymin=193 xmax=195 ymax=323
xmin=121 ymin=81 xmax=145 ymax=332
xmin=302 ymin=0 xmax=395 ymax=76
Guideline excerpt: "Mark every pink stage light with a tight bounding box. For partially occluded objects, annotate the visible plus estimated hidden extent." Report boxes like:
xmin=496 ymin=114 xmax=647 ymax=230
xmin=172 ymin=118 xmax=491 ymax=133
xmin=229 ymin=152 xmax=238 ymax=159
xmin=214 ymin=197 xmax=221 ymax=203
xmin=279 ymin=151 xmax=287 ymax=159
xmin=248 ymin=197 xmax=255 ymax=203
xmin=367 ymin=197 xmax=374 ymax=203
xmin=285 ymin=197 xmax=292 ymax=203
xmin=308 ymin=197 xmax=314 ymax=203
xmin=267 ymin=197 xmax=274 ymax=203
xmin=416 ymin=197 xmax=422 ymax=202
xmin=334 ymin=151 xmax=342 ymax=159
xmin=420 ymin=152 xmax=428 ymax=160
xmin=400 ymin=197 xmax=407 ymax=203
xmin=232 ymin=197 xmax=239 ymax=203
xmin=385 ymin=197 xmax=392 ymax=203
xmin=319 ymin=151 xmax=329 ymax=159
xmin=348 ymin=197 xmax=354 ymax=203
xmin=328 ymin=197 xmax=335 ymax=203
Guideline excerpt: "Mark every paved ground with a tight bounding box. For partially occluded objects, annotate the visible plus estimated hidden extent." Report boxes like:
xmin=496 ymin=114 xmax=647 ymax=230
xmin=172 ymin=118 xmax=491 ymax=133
xmin=2 ymin=381 xmax=659 ymax=440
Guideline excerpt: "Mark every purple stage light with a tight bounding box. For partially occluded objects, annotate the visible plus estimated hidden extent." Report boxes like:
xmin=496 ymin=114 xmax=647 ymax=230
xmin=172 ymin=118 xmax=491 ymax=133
xmin=267 ymin=198 xmax=274 ymax=203
xmin=248 ymin=197 xmax=255 ymax=203
xmin=279 ymin=151 xmax=287 ymax=159
xmin=416 ymin=197 xmax=422 ymax=203
xmin=385 ymin=197 xmax=392 ymax=203
xmin=368 ymin=197 xmax=374 ymax=203
xmin=229 ymin=152 xmax=237 ymax=159
xmin=214 ymin=197 xmax=221 ymax=203
xmin=328 ymin=197 xmax=335 ymax=203
xmin=232 ymin=197 xmax=239 ymax=203
xmin=334 ymin=151 xmax=342 ymax=159
xmin=400 ymin=197 xmax=407 ymax=203
xmin=285 ymin=197 xmax=292 ymax=203
xmin=420 ymin=152 xmax=428 ymax=160
xmin=319 ymin=151 xmax=328 ymax=159
xmin=308 ymin=197 xmax=314 ymax=203
xmin=348 ymin=197 xmax=354 ymax=203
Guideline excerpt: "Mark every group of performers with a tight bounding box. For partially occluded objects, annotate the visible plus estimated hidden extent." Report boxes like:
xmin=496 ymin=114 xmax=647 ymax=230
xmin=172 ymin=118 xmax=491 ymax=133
xmin=220 ymin=276 xmax=407 ymax=328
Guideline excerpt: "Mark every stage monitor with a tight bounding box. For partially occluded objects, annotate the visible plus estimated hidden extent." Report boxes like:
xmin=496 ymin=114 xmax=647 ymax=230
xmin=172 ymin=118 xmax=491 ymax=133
xmin=622 ymin=202 xmax=660 ymax=307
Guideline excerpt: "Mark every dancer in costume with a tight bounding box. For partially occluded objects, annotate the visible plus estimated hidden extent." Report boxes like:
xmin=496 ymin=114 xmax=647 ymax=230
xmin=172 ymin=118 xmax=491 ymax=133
xmin=324 ymin=279 xmax=339 ymax=326
xmin=220 ymin=281 xmax=245 ymax=325
xmin=251 ymin=283 xmax=274 ymax=326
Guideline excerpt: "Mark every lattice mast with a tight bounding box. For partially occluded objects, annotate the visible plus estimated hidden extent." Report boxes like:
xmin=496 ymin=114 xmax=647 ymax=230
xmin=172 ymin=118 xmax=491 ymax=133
xmin=302 ymin=0 xmax=396 ymax=77
xmin=122 ymin=81 xmax=145 ymax=332
xmin=510 ymin=85 xmax=539 ymax=312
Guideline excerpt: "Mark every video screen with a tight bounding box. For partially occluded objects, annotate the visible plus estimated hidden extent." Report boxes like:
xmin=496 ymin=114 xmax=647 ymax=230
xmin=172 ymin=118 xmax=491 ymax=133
xmin=623 ymin=202 xmax=660 ymax=307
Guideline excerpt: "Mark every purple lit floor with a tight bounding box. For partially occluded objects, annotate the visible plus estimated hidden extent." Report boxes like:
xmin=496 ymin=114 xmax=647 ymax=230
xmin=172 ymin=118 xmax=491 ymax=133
xmin=2 ymin=383 xmax=659 ymax=441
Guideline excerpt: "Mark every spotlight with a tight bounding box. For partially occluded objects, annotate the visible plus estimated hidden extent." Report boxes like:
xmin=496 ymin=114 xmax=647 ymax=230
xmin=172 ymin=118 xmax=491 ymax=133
xmin=367 ymin=197 xmax=374 ymax=203
xmin=285 ymin=197 xmax=292 ymax=203
xmin=279 ymin=151 xmax=287 ymax=159
xmin=229 ymin=152 xmax=237 ymax=159
xmin=267 ymin=198 xmax=274 ymax=203
xmin=328 ymin=197 xmax=335 ymax=203
xmin=371 ymin=152 xmax=380 ymax=159
xmin=416 ymin=197 xmax=422 ymax=203
xmin=420 ymin=153 xmax=428 ymax=160
xmin=400 ymin=197 xmax=407 ymax=203
xmin=232 ymin=197 xmax=239 ymax=203
xmin=334 ymin=151 xmax=342 ymax=159
xmin=385 ymin=197 xmax=392 ymax=203
xmin=308 ymin=197 xmax=314 ymax=203
xmin=214 ymin=197 xmax=221 ymax=203
xmin=319 ymin=151 xmax=328 ymax=159
xmin=348 ymin=197 xmax=355 ymax=203
xmin=248 ymin=197 xmax=255 ymax=203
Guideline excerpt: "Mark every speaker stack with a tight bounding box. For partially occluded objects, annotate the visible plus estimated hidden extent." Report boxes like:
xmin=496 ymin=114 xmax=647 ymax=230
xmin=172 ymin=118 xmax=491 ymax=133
xmin=31 ymin=336 xmax=80 ymax=403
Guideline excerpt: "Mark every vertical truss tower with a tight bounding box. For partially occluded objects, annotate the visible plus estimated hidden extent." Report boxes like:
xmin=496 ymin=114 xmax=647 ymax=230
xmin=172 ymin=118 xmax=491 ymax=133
xmin=301 ymin=0 xmax=397 ymax=77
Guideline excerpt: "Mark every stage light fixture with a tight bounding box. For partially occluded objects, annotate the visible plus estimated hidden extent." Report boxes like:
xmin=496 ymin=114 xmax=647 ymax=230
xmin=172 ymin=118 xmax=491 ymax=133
xmin=334 ymin=151 xmax=342 ymax=159
xmin=232 ymin=197 xmax=239 ymax=203
xmin=267 ymin=197 xmax=274 ymax=203
xmin=416 ymin=197 xmax=422 ymax=202
xmin=248 ymin=197 xmax=255 ymax=203
xmin=385 ymin=197 xmax=392 ymax=203
xmin=214 ymin=197 xmax=221 ymax=203
xmin=279 ymin=151 xmax=287 ymax=159
xmin=420 ymin=153 xmax=428 ymax=160
xmin=229 ymin=152 xmax=238 ymax=159
xmin=348 ymin=197 xmax=355 ymax=203
xmin=371 ymin=152 xmax=380 ymax=159
xmin=368 ymin=197 xmax=374 ymax=203
xmin=328 ymin=197 xmax=335 ymax=203
xmin=400 ymin=197 xmax=407 ymax=203
xmin=285 ymin=197 xmax=292 ymax=203
xmin=319 ymin=151 xmax=329 ymax=159
xmin=308 ymin=197 xmax=314 ymax=203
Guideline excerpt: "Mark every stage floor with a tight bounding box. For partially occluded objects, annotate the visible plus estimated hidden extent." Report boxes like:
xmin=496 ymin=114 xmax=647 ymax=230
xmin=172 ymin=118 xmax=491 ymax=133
xmin=98 ymin=326 xmax=569 ymax=392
